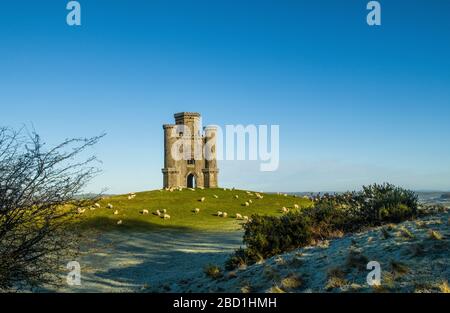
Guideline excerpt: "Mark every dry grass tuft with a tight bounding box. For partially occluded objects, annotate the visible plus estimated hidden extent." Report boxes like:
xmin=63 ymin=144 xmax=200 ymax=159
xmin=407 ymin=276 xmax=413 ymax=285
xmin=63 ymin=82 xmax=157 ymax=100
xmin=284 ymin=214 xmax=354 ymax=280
xmin=325 ymin=267 xmax=347 ymax=291
xmin=428 ymin=229 xmax=443 ymax=240
xmin=280 ymin=273 xmax=303 ymax=290
xmin=267 ymin=286 xmax=285 ymax=293
xmin=438 ymin=281 xmax=450 ymax=293
xmin=390 ymin=260 xmax=409 ymax=276
xmin=398 ymin=227 xmax=415 ymax=239
xmin=204 ymin=264 xmax=223 ymax=279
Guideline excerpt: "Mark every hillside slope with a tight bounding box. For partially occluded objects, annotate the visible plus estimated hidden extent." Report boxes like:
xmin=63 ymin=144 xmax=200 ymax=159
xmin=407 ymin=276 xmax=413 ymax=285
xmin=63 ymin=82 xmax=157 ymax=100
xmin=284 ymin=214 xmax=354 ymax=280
xmin=161 ymin=209 xmax=450 ymax=293
xmin=74 ymin=188 xmax=312 ymax=231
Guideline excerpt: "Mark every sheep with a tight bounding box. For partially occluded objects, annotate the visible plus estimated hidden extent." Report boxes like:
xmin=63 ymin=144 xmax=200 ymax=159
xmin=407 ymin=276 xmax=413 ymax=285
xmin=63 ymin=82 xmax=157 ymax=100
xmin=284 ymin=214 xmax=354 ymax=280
xmin=243 ymin=216 xmax=249 ymax=222
xmin=141 ymin=209 xmax=149 ymax=215
xmin=244 ymin=202 xmax=250 ymax=207
xmin=222 ymin=212 xmax=228 ymax=218
xmin=189 ymin=188 xmax=196 ymax=191
xmin=235 ymin=195 xmax=239 ymax=199
xmin=281 ymin=207 xmax=289 ymax=213
xmin=162 ymin=214 xmax=171 ymax=220
xmin=194 ymin=208 xmax=200 ymax=214
xmin=77 ymin=208 xmax=86 ymax=214
xmin=236 ymin=213 xmax=243 ymax=219
xmin=294 ymin=204 xmax=299 ymax=209
xmin=114 ymin=210 xmax=119 ymax=215
xmin=248 ymin=199 xmax=253 ymax=204
xmin=163 ymin=209 xmax=167 ymax=214
xmin=90 ymin=207 xmax=96 ymax=211
xmin=155 ymin=210 xmax=162 ymax=216
xmin=199 ymin=197 xmax=206 ymax=202
xmin=117 ymin=220 xmax=123 ymax=225
xmin=223 ymin=188 xmax=227 ymax=191
xmin=217 ymin=211 xmax=223 ymax=217
xmin=94 ymin=203 xmax=101 ymax=208
xmin=107 ymin=203 xmax=113 ymax=209
xmin=213 ymin=195 xmax=219 ymax=199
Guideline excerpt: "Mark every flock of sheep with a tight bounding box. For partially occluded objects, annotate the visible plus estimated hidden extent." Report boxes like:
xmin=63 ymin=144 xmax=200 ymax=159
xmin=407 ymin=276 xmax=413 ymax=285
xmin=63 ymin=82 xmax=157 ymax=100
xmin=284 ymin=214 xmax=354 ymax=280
xmin=75 ymin=189 xmax=302 ymax=226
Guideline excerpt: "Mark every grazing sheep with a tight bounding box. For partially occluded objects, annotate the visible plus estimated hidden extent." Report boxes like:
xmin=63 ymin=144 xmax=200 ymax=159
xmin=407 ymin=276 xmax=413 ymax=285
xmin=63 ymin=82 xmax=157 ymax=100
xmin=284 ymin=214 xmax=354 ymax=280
xmin=249 ymin=200 xmax=253 ymax=204
xmin=117 ymin=220 xmax=123 ymax=225
xmin=281 ymin=207 xmax=289 ymax=213
xmin=213 ymin=195 xmax=219 ymax=199
xmin=114 ymin=210 xmax=119 ymax=215
xmin=235 ymin=195 xmax=239 ymax=199
xmin=141 ymin=209 xmax=149 ymax=215
xmin=162 ymin=214 xmax=171 ymax=220
xmin=244 ymin=202 xmax=250 ymax=207
xmin=90 ymin=206 xmax=96 ymax=211
xmin=217 ymin=211 xmax=223 ymax=217
xmin=222 ymin=212 xmax=228 ymax=218
xmin=294 ymin=204 xmax=299 ymax=209
xmin=243 ymin=216 xmax=249 ymax=222
xmin=94 ymin=203 xmax=101 ymax=208
xmin=155 ymin=210 xmax=162 ymax=216
xmin=189 ymin=188 xmax=195 ymax=191
xmin=107 ymin=203 xmax=113 ymax=209
xmin=200 ymin=197 xmax=206 ymax=202
xmin=194 ymin=208 xmax=200 ymax=214
xmin=163 ymin=209 xmax=167 ymax=214
xmin=223 ymin=188 xmax=227 ymax=191
xmin=77 ymin=208 xmax=86 ymax=214
xmin=236 ymin=213 xmax=243 ymax=219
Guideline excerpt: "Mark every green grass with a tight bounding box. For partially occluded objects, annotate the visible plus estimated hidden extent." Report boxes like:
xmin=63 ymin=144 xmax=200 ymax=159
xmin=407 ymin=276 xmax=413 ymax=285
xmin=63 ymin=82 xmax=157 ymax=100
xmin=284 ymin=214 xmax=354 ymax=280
xmin=73 ymin=188 xmax=312 ymax=232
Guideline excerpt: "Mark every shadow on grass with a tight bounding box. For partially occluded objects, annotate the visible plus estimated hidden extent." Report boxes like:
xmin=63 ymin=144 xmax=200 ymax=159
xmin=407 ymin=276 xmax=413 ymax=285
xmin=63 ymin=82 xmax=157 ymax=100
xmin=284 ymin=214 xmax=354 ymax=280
xmin=49 ymin=218 xmax=244 ymax=293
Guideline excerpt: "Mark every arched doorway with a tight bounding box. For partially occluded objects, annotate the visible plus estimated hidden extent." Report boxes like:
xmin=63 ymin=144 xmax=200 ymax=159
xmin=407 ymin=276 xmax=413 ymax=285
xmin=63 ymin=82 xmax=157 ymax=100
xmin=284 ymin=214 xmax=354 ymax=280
xmin=187 ymin=173 xmax=196 ymax=188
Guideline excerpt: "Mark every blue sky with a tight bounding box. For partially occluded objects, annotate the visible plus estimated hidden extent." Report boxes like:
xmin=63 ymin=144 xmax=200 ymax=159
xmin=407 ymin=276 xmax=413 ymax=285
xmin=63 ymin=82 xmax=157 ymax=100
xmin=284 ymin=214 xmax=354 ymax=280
xmin=1 ymin=0 xmax=449 ymax=193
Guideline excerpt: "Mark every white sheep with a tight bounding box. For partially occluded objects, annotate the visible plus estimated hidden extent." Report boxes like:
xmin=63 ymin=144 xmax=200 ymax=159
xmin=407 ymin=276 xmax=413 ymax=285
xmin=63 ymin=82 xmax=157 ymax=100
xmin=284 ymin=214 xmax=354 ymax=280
xmin=107 ymin=203 xmax=113 ymax=209
xmin=236 ymin=213 xmax=243 ymax=219
xmin=217 ymin=211 xmax=223 ymax=217
xmin=235 ymin=195 xmax=239 ymax=199
xmin=77 ymin=208 xmax=86 ymax=214
xmin=194 ymin=208 xmax=200 ymax=214
xmin=141 ymin=209 xmax=149 ymax=215
xmin=94 ymin=203 xmax=101 ymax=208
xmin=114 ymin=210 xmax=119 ymax=215
xmin=200 ymin=197 xmax=206 ymax=202
xmin=244 ymin=202 xmax=250 ymax=207
xmin=243 ymin=216 xmax=249 ymax=222
xmin=163 ymin=209 xmax=167 ymax=214
xmin=156 ymin=210 xmax=162 ymax=216
xmin=213 ymin=195 xmax=219 ymax=199
xmin=294 ymin=204 xmax=299 ymax=209
xmin=281 ymin=207 xmax=289 ymax=213
xmin=162 ymin=214 xmax=171 ymax=220
xmin=117 ymin=220 xmax=123 ymax=225
xmin=249 ymin=200 xmax=253 ymax=204
xmin=222 ymin=212 xmax=228 ymax=218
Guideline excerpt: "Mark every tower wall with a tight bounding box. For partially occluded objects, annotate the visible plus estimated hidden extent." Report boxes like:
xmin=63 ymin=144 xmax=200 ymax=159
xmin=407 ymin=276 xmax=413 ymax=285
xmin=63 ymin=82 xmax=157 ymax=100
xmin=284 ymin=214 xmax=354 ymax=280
xmin=162 ymin=113 xmax=219 ymax=189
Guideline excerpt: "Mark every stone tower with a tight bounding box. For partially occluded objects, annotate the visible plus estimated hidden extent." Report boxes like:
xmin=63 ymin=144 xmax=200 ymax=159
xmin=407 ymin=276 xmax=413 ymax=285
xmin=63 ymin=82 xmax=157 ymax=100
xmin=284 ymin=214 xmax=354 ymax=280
xmin=162 ymin=112 xmax=219 ymax=189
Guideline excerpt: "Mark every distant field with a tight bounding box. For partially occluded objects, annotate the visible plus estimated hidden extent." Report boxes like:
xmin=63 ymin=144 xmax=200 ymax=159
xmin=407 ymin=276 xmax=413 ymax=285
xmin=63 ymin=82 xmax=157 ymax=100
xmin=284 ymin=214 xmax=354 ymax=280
xmin=73 ymin=188 xmax=313 ymax=232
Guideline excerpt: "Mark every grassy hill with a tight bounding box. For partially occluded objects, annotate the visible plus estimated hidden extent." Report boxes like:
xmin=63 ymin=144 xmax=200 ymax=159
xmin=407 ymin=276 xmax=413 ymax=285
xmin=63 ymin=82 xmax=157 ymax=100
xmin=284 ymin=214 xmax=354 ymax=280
xmin=74 ymin=188 xmax=312 ymax=232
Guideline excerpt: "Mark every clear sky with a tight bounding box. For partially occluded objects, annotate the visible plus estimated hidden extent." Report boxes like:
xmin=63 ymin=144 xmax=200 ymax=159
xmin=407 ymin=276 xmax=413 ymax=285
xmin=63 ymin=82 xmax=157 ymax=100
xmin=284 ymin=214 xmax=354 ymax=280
xmin=1 ymin=0 xmax=449 ymax=193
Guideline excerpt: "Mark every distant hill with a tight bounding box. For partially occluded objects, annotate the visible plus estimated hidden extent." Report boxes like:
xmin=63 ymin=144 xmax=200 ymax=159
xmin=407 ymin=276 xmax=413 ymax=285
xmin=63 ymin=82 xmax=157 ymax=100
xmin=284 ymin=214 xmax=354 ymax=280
xmin=441 ymin=193 xmax=450 ymax=200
